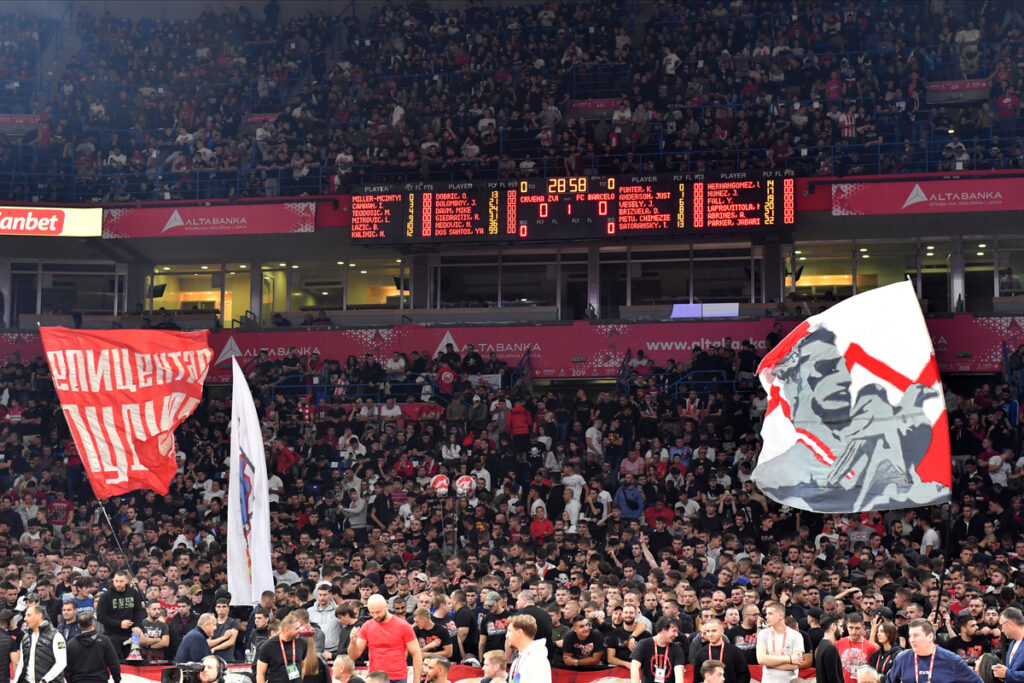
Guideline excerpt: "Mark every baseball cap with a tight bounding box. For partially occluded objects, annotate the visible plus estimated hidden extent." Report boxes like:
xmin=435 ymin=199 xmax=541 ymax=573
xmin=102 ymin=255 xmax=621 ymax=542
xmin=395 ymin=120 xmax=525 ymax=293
xmin=297 ymin=625 xmax=315 ymax=638
xmin=25 ymin=593 xmax=40 ymax=603
xmin=414 ymin=572 xmax=428 ymax=583
xmin=483 ymin=591 xmax=501 ymax=607
xmin=472 ymin=396 xmax=481 ymax=402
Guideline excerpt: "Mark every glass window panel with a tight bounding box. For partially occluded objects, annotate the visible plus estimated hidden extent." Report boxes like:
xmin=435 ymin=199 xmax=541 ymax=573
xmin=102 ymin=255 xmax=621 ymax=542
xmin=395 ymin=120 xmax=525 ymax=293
xmin=693 ymin=258 xmax=750 ymax=302
xmin=346 ymin=265 xmax=405 ymax=309
xmin=224 ymin=271 xmax=251 ymax=324
xmin=43 ymin=273 xmax=117 ymax=315
xmin=152 ymin=273 xmax=220 ymax=312
xmin=600 ymin=262 xmax=627 ymax=317
xmin=501 ymin=264 xmax=556 ymax=306
xmin=12 ymin=272 xmax=36 ymax=320
xmin=631 ymin=259 xmax=690 ymax=305
xmin=439 ymin=265 xmax=498 ymax=308
xmin=920 ymin=241 xmax=950 ymax=313
xmin=965 ymin=248 xmax=993 ymax=312
xmin=791 ymin=244 xmax=853 ymax=300
xmin=998 ymin=251 xmax=1024 ymax=297
xmin=261 ymin=268 xmax=288 ymax=324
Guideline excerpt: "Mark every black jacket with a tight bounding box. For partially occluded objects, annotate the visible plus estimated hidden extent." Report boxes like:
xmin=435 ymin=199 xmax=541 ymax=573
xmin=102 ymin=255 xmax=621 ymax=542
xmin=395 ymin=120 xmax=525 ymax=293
xmin=66 ymin=631 xmax=121 ymax=683
xmin=815 ymin=639 xmax=844 ymax=683
xmin=94 ymin=586 xmax=144 ymax=638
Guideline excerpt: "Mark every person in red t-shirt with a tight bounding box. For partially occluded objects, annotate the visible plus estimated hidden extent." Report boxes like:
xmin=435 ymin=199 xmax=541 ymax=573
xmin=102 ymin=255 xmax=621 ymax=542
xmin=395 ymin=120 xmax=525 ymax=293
xmin=835 ymin=613 xmax=878 ymax=683
xmin=349 ymin=594 xmax=422 ymax=683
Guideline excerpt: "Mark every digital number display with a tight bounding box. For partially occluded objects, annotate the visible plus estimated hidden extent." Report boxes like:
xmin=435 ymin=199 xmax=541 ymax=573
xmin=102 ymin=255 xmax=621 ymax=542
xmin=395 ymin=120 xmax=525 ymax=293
xmin=350 ymin=173 xmax=794 ymax=244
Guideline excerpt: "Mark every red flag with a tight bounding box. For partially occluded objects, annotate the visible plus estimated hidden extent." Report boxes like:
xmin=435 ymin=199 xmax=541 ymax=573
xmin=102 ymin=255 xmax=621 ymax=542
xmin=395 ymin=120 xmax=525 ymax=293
xmin=39 ymin=327 xmax=212 ymax=499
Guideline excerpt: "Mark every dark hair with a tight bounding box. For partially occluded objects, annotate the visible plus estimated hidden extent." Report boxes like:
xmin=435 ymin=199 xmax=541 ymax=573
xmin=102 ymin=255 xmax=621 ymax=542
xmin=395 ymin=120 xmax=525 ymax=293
xmin=654 ymin=615 xmax=681 ymax=634
xmin=77 ymin=612 xmax=95 ymax=629
xmin=820 ymin=613 xmax=844 ymax=634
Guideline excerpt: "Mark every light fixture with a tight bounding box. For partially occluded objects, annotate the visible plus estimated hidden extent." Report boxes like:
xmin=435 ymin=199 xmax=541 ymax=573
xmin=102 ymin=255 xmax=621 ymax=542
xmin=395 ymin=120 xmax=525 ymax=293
xmin=395 ymin=258 xmax=402 ymax=263
xmin=229 ymin=272 xmax=236 ymax=275
xmin=859 ymin=247 xmax=868 ymax=252
xmin=979 ymin=243 xmax=987 ymax=248
xmin=360 ymin=270 xmax=367 ymax=274
xmin=977 ymin=251 xmax=985 ymax=256
xmin=162 ymin=266 xmax=170 ymax=271
xmin=321 ymin=291 xmax=328 ymax=295
xmin=794 ymin=250 xmax=802 ymax=254
xmin=862 ymin=254 xmax=870 ymax=259
xmin=337 ymin=261 xmax=344 ymax=265
xmin=349 ymin=263 xmax=357 ymax=267
xmin=279 ymin=262 xmax=287 ymax=267
xmin=201 ymin=265 xmax=209 ymax=270
xmin=240 ymin=264 xmax=248 ymax=269
xmin=798 ymin=256 xmax=806 ymax=261
xmin=925 ymin=245 xmax=934 ymax=250
xmin=292 ymin=292 xmax=301 ymax=296
xmin=291 ymin=265 xmax=299 ymax=269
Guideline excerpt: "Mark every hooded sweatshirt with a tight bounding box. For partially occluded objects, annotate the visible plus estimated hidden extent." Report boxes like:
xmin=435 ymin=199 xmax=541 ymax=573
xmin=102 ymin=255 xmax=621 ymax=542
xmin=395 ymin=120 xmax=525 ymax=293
xmin=66 ymin=631 xmax=121 ymax=683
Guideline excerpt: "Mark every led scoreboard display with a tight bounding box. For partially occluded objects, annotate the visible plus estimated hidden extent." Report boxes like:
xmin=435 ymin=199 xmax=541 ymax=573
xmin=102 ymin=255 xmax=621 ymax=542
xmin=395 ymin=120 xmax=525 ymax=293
xmin=350 ymin=173 xmax=794 ymax=244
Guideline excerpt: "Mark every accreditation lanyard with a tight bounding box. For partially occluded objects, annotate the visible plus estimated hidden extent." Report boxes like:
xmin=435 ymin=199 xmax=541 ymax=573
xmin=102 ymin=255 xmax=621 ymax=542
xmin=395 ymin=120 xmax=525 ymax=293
xmin=771 ymin=628 xmax=787 ymax=655
xmin=914 ymin=653 xmax=935 ymax=683
xmin=280 ymin=637 xmax=296 ymax=665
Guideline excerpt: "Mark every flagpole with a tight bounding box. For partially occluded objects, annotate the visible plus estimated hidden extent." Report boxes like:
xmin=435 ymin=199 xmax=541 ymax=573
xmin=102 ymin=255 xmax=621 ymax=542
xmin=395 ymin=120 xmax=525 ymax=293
xmin=97 ymin=500 xmax=136 ymax=578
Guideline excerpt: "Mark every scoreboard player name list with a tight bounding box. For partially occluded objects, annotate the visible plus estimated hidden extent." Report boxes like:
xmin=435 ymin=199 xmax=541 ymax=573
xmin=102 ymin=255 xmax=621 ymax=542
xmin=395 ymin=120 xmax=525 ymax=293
xmin=616 ymin=185 xmax=674 ymax=231
xmin=351 ymin=193 xmax=404 ymax=239
xmin=705 ymin=181 xmax=765 ymax=227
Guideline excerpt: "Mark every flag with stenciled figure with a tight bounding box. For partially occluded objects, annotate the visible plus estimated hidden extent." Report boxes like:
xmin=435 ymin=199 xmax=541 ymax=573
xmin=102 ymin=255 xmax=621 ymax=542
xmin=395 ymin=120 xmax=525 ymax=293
xmin=752 ymin=281 xmax=951 ymax=513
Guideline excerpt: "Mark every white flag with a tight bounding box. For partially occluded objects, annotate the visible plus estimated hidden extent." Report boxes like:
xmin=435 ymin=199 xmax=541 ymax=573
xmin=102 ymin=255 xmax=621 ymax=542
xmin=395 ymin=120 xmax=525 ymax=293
xmin=752 ymin=281 xmax=951 ymax=513
xmin=227 ymin=357 xmax=274 ymax=604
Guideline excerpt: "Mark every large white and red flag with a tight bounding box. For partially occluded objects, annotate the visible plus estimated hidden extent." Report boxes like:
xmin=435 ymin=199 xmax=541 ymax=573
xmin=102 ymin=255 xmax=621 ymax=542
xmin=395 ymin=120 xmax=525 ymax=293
xmin=40 ymin=327 xmax=212 ymax=499
xmin=752 ymin=281 xmax=951 ymax=512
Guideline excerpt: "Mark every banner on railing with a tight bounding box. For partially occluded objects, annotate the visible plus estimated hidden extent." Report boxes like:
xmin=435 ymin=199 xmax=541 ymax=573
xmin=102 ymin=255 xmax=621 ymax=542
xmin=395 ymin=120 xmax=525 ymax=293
xmin=926 ymin=79 xmax=991 ymax=103
xmin=122 ymin=663 xmax=817 ymax=683
xmin=102 ymin=202 xmax=316 ymax=238
xmin=832 ymin=178 xmax=1024 ymax=215
xmin=1 ymin=315 xmax=1017 ymax=379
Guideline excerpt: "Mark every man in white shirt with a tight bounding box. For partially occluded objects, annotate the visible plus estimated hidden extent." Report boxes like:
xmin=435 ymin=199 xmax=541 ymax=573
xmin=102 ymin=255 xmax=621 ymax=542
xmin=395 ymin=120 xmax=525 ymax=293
xmin=585 ymin=420 xmax=604 ymax=458
xmin=756 ymin=601 xmax=804 ymax=683
xmin=561 ymin=464 xmax=586 ymax=501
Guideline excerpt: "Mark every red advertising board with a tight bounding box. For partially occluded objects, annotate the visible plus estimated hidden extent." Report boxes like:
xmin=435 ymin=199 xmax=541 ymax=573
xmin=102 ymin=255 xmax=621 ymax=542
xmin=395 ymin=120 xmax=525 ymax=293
xmin=1 ymin=316 xmax=1017 ymax=379
xmin=102 ymin=202 xmax=316 ymax=238
xmin=832 ymin=178 xmax=1024 ymax=216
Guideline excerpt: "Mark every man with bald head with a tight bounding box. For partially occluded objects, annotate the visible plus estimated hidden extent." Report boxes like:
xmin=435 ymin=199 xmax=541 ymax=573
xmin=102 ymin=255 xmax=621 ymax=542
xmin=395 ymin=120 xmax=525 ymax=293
xmin=348 ymin=594 xmax=422 ymax=683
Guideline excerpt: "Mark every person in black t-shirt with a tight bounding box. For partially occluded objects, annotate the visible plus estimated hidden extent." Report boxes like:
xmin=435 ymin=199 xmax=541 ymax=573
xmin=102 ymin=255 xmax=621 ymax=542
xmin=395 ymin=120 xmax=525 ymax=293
xmin=0 ymin=611 xmax=15 ymax=683
xmin=727 ymin=605 xmax=761 ymax=666
xmin=412 ymin=609 xmax=453 ymax=660
xmin=561 ymin=615 xmax=605 ymax=670
xmin=256 ymin=614 xmax=308 ymax=683
xmin=451 ymin=591 xmax=478 ymax=663
xmin=631 ymin=616 xmax=685 ymax=683
xmin=477 ymin=592 xmax=510 ymax=660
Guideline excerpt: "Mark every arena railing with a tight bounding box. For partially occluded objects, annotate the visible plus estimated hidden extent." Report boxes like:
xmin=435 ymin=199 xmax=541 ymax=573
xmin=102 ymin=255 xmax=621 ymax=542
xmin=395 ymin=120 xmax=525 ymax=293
xmin=4 ymin=134 xmax=1023 ymax=203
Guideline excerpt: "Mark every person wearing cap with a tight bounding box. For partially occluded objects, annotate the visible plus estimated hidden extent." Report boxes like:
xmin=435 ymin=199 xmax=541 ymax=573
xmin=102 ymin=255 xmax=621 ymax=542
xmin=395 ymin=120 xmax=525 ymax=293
xmin=478 ymin=592 xmax=510 ymax=661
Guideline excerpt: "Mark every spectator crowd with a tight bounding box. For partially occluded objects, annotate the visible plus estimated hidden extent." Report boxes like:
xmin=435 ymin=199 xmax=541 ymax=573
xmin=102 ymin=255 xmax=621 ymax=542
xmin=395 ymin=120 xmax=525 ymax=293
xmin=0 ymin=324 xmax=1022 ymax=682
xmin=5 ymin=0 xmax=1024 ymax=202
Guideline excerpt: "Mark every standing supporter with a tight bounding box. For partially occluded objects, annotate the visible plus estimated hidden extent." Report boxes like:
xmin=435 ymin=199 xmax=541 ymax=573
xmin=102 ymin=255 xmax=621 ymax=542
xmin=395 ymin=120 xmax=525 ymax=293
xmin=836 ymin=613 xmax=878 ymax=683
xmin=887 ymin=619 xmax=982 ymax=683
xmin=256 ymin=614 xmax=306 ymax=683
xmin=756 ymin=601 xmax=804 ymax=683
xmin=94 ymin=571 xmax=143 ymax=659
xmin=630 ymin=616 xmax=684 ymax=683
xmin=348 ymin=595 xmax=421 ymax=683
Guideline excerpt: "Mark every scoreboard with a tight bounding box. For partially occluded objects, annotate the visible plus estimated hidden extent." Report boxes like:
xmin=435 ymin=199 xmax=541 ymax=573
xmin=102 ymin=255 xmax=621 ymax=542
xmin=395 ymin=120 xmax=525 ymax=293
xmin=351 ymin=172 xmax=795 ymax=244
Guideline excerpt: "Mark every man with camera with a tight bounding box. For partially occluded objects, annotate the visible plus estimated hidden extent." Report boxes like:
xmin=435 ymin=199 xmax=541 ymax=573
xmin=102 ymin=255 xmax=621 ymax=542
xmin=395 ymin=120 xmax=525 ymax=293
xmin=65 ymin=612 xmax=120 ymax=683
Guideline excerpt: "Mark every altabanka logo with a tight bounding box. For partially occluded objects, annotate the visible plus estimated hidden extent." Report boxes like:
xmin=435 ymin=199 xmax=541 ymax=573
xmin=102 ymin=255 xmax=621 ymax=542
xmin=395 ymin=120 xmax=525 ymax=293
xmin=902 ymin=184 xmax=928 ymax=209
xmin=162 ymin=210 xmax=184 ymax=233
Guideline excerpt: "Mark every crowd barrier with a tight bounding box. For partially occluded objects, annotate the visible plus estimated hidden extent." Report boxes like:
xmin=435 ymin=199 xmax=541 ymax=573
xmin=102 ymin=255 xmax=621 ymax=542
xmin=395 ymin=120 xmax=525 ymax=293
xmin=119 ymin=662 xmax=819 ymax=683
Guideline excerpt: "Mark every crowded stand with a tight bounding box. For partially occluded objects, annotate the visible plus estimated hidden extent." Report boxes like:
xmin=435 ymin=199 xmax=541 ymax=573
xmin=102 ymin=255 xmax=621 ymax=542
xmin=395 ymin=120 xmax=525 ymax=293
xmin=1 ymin=2 xmax=1024 ymax=683
xmin=0 ymin=331 xmax=1021 ymax=682
xmin=5 ymin=1 xmax=1024 ymax=202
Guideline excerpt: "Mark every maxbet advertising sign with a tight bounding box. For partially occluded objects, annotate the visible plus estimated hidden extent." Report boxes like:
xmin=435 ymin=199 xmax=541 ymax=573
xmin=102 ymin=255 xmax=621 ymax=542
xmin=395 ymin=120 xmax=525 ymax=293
xmin=0 ymin=206 xmax=101 ymax=237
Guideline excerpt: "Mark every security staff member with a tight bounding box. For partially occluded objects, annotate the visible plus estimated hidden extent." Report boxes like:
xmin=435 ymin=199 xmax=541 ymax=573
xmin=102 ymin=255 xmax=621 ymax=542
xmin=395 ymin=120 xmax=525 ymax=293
xmin=65 ymin=612 xmax=120 ymax=683
xmin=13 ymin=606 xmax=67 ymax=683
